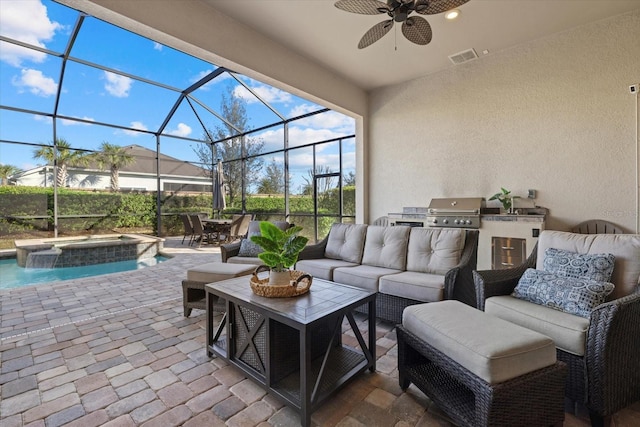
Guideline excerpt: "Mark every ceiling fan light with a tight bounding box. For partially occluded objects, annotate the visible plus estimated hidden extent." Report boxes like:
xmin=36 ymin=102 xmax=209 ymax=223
xmin=445 ymin=9 xmax=460 ymax=20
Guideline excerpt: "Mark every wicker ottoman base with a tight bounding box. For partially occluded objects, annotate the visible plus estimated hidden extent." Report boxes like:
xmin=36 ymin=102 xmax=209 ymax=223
xmin=397 ymin=325 xmax=566 ymax=427
xmin=182 ymin=263 xmax=256 ymax=317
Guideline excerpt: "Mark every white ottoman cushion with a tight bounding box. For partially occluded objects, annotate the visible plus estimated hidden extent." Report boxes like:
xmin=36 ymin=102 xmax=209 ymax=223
xmin=403 ymin=300 xmax=556 ymax=384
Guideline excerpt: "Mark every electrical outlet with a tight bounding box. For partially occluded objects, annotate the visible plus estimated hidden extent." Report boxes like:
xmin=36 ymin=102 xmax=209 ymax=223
xmin=528 ymin=189 xmax=536 ymax=199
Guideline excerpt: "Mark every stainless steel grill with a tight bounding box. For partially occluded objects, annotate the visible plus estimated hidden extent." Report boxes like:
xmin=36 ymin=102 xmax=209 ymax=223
xmin=426 ymin=197 xmax=483 ymax=228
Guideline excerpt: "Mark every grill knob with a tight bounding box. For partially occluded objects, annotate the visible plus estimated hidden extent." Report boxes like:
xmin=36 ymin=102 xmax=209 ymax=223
xmin=454 ymin=219 xmax=460 ymax=225
xmin=432 ymin=219 xmax=438 ymax=224
xmin=466 ymin=219 xmax=472 ymax=225
xmin=443 ymin=219 xmax=449 ymax=224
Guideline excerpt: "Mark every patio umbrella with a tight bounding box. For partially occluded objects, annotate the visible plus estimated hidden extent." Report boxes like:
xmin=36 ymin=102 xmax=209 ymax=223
xmin=213 ymin=159 xmax=226 ymax=218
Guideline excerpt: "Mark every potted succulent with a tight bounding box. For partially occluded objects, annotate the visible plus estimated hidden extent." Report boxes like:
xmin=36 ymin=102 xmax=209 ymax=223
xmin=489 ymin=187 xmax=520 ymax=214
xmin=250 ymin=221 xmax=309 ymax=285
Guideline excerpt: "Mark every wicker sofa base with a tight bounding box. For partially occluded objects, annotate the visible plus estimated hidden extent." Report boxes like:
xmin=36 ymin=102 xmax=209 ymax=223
xmin=396 ymin=325 xmax=567 ymax=427
xmin=355 ymin=292 xmax=425 ymax=324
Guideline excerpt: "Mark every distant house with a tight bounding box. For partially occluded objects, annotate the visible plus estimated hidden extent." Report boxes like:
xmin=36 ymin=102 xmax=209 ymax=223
xmin=10 ymin=145 xmax=213 ymax=193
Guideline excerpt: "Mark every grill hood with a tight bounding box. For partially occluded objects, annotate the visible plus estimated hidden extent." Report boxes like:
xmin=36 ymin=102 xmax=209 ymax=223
xmin=427 ymin=197 xmax=483 ymax=215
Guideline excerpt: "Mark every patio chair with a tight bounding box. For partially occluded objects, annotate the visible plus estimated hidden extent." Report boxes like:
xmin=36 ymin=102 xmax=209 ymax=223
xmin=180 ymin=213 xmax=195 ymax=245
xmin=190 ymin=214 xmax=211 ymax=247
xmin=225 ymin=213 xmax=253 ymax=242
xmin=473 ymin=230 xmax=640 ymax=426
xmin=372 ymin=216 xmax=389 ymax=226
xmin=570 ymin=219 xmax=624 ymax=234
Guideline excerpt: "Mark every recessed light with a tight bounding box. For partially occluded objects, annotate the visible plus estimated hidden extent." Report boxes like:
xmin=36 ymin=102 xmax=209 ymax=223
xmin=445 ymin=9 xmax=460 ymax=20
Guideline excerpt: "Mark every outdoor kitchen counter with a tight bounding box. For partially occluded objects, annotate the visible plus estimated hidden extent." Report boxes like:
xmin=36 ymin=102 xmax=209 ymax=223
xmin=477 ymin=213 xmax=546 ymax=271
xmin=481 ymin=213 xmax=546 ymax=222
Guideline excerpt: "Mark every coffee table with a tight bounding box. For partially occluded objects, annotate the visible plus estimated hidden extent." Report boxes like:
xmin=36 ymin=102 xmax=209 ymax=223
xmin=205 ymin=276 xmax=376 ymax=427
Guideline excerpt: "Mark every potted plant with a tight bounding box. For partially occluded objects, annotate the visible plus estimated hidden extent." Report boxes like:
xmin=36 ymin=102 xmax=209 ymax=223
xmin=250 ymin=221 xmax=309 ymax=285
xmin=489 ymin=187 xmax=520 ymax=214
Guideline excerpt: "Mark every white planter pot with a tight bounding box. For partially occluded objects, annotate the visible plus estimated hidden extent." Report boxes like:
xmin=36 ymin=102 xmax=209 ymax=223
xmin=269 ymin=269 xmax=291 ymax=286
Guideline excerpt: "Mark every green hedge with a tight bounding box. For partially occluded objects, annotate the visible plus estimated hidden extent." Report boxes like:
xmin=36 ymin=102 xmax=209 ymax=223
xmin=0 ymin=186 xmax=355 ymax=244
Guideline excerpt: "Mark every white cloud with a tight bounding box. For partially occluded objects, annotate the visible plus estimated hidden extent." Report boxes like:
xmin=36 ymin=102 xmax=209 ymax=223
xmin=167 ymin=123 xmax=192 ymax=137
xmin=290 ymin=105 xmax=355 ymax=132
xmin=0 ymin=0 xmax=62 ymax=66
xmin=256 ymin=126 xmax=345 ymax=151
xmin=233 ymin=84 xmax=292 ymax=105
xmin=11 ymin=68 xmax=57 ymax=96
xmin=123 ymin=121 xmax=148 ymax=136
xmin=189 ymin=69 xmax=229 ymax=91
xmin=104 ymin=71 xmax=132 ymax=97
xmin=153 ymin=42 xmax=163 ymax=51
xmin=33 ymin=114 xmax=52 ymax=124
xmin=60 ymin=116 xmax=95 ymax=126
xmin=34 ymin=114 xmax=95 ymax=126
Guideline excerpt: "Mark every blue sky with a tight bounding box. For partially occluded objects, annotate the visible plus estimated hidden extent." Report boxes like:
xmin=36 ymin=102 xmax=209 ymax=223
xmin=0 ymin=0 xmax=355 ymax=189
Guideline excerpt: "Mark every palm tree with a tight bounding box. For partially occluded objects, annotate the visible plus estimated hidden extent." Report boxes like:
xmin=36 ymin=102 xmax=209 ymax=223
xmin=33 ymin=139 xmax=88 ymax=187
xmin=93 ymin=142 xmax=135 ymax=192
xmin=0 ymin=164 xmax=21 ymax=185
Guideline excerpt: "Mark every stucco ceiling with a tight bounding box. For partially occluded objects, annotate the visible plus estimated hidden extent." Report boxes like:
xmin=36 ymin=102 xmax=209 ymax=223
xmin=205 ymin=0 xmax=640 ymax=91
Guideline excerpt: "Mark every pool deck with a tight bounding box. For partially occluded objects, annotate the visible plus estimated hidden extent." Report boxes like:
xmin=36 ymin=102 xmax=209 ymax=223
xmin=1 ymin=237 xmax=639 ymax=426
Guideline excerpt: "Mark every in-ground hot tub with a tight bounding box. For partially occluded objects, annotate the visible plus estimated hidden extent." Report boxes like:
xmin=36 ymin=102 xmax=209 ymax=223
xmin=15 ymin=234 xmax=164 ymax=268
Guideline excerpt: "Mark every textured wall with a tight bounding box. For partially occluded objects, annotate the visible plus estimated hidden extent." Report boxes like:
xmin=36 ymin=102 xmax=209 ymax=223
xmin=369 ymin=10 xmax=640 ymax=232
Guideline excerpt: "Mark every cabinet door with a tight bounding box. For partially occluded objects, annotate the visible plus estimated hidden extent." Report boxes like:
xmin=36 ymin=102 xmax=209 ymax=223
xmin=492 ymin=237 xmax=526 ymax=269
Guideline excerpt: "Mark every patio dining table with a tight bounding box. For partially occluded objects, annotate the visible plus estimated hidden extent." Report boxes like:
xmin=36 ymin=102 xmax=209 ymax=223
xmin=202 ymin=218 xmax=232 ymax=244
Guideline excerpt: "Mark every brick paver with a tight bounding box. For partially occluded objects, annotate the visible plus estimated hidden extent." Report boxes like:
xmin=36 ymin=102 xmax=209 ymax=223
xmin=1 ymin=241 xmax=631 ymax=426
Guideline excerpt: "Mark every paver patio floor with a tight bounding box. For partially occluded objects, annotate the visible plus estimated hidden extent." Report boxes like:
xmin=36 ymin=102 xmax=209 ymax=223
xmin=1 ymin=237 xmax=639 ymax=426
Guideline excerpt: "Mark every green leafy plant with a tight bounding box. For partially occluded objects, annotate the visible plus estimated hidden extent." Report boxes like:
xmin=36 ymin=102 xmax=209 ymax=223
xmin=250 ymin=221 xmax=308 ymax=271
xmin=489 ymin=187 xmax=521 ymax=213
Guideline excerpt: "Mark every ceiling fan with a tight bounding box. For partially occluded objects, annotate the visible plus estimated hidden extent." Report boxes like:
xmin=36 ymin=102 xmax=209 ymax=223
xmin=335 ymin=0 xmax=470 ymax=49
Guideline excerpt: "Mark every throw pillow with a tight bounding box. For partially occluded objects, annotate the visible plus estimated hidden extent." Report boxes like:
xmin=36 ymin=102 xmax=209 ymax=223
xmin=543 ymin=247 xmax=615 ymax=282
xmin=238 ymin=238 xmax=263 ymax=257
xmin=512 ymin=268 xmax=615 ymax=318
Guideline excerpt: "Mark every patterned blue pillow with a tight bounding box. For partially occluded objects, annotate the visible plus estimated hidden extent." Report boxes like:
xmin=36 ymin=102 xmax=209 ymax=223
xmin=237 ymin=239 xmax=263 ymax=257
xmin=543 ymin=248 xmax=615 ymax=282
xmin=512 ymin=268 xmax=614 ymax=318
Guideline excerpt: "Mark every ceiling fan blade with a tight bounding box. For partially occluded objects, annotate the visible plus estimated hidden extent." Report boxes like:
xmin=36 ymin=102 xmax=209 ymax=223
xmin=358 ymin=20 xmax=394 ymax=49
xmin=335 ymin=0 xmax=389 ymax=15
xmin=402 ymin=16 xmax=432 ymax=45
xmin=415 ymin=0 xmax=470 ymax=15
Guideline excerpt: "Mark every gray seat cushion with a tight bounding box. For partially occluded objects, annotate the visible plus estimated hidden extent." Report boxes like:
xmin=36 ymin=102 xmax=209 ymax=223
xmin=187 ymin=262 xmax=256 ymax=283
xmin=295 ymin=258 xmax=358 ymax=281
xmin=403 ymin=300 xmax=557 ymax=384
xmin=227 ymin=256 xmax=262 ymax=266
xmin=485 ymin=295 xmax=590 ymax=356
xmin=379 ymin=271 xmax=445 ymax=302
xmin=333 ymin=264 xmax=402 ymax=292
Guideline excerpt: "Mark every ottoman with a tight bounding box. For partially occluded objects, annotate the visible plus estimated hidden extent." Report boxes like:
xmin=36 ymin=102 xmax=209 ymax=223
xmin=397 ymin=300 xmax=566 ymax=427
xmin=182 ymin=263 xmax=256 ymax=317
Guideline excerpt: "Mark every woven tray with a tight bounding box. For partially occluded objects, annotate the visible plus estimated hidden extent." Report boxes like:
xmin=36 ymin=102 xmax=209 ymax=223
xmin=250 ymin=268 xmax=313 ymax=298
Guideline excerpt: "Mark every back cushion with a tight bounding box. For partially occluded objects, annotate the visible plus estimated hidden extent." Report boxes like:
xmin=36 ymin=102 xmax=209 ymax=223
xmin=406 ymin=228 xmax=466 ymax=274
xmin=361 ymin=226 xmax=411 ymax=269
xmin=536 ymin=230 xmax=640 ymax=299
xmin=325 ymin=223 xmax=368 ymax=263
xmin=239 ymin=221 xmax=290 ymax=257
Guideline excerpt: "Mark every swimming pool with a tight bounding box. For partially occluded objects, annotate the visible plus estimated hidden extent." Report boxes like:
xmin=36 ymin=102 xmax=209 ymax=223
xmin=0 ymin=256 xmax=168 ymax=290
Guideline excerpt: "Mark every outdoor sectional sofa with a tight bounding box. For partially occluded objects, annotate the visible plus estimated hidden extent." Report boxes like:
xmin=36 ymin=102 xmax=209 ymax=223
xmin=295 ymin=223 xmax=479 ymax=324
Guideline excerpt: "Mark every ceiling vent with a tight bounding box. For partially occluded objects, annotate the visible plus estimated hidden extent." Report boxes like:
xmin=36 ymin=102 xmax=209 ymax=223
xmin=448 ymin=48 xmax=478 ymax=65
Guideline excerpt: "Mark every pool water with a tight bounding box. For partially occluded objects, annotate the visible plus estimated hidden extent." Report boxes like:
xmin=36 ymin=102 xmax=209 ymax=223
xmin=0 ymin=256 xmax=168 ymax=290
